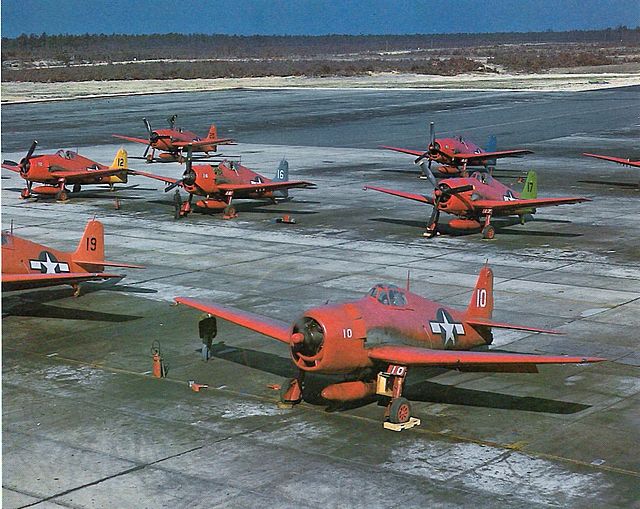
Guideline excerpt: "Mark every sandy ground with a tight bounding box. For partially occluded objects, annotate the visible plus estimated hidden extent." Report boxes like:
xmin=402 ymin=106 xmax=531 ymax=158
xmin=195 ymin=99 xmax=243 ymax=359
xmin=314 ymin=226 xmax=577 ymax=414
xmin=3 ymin=71 xmax=640 ymax=103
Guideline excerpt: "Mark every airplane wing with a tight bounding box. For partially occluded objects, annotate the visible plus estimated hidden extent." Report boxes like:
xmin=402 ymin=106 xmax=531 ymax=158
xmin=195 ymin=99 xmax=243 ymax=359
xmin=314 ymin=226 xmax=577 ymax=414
xmin=452 ymin=149 xmax=533 ymax=162
xmin=113 ymin=134 xmax=151 ymax=145
xmin=49 ymin=168 xmax=129 ymax=179
xmin=130 ymin=169 xmax=179 ymax=186
xmin=175 ymin=297 xmax=292 ymax=343
xmin=2 ymin=272 xmax=122 ymax=291
xmin=172 ymin=138 xmax=235 ymax=148
xmin=217 ymin=181 xmax=316 ymax=193
xmin=363 ymin=185 xmax=433 ymax=204
xmin=2 ymin=162 xmax=21 ymax=173
xmin=380 ymin=146 xmax=425 ymax=157
xmin=471 ymin=196 xmax=590 ymax=213
xmin=583 ymin=153 xmax=640 ymax=168
xmin=367 ymin=345 xmax=604 ymax=368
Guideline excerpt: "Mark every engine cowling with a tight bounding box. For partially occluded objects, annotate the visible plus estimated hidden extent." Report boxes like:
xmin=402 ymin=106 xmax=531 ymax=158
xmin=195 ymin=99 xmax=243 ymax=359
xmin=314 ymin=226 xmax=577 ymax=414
xmin=290 ymin=304 xmax=372 ymax=374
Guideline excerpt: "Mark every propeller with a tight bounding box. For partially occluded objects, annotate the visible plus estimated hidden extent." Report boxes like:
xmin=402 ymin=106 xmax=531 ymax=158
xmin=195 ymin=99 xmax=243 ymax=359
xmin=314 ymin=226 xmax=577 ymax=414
xmin=291 ymin=316 xmax=325 ymax=361
xmin=415 ymin=121 xmax=438 ymax=165
xmin=164 ymin=145 xmax=196 ymax=192
xmin=142 ymin=118 xmax=171 ymax=158
xmin=425 ymin=182 xmax=475 ymax=238
xmin=7 ymin=140 xmax=39 ymax=177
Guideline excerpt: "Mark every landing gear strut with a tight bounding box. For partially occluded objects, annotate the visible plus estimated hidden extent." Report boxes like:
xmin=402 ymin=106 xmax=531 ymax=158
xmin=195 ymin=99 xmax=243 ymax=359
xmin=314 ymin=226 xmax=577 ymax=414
xmin=377 ymin=364 xmax=416 ymax=426
xmin=199 ymin=315 xmax=217 ymax=361
xmin=481 ymin=209 xmax=495 ymax=240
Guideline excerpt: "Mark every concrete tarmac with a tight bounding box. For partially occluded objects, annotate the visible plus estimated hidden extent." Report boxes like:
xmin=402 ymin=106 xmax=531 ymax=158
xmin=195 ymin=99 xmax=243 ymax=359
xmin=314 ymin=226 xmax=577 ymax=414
xmin=2 ymin=87 xmax=639 ymax=508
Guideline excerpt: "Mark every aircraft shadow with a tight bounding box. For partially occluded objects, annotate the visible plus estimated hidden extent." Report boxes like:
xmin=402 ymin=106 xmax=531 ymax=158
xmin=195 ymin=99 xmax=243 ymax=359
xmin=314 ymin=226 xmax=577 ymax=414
xmin=206 ymin=342 xmax=588 ymax=415
xmin=2 ymin=300 xmax=142 ymax=322
xmin=370 ymin=217 xmax=581 ymax=238
xmin=578 ymin=179 xmax=638 ymax=189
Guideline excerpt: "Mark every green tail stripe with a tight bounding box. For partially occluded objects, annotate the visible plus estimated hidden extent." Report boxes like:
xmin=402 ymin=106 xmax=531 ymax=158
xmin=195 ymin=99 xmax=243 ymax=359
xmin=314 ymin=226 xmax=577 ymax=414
xmin=521 ymin=170 xmax=537 ymax=199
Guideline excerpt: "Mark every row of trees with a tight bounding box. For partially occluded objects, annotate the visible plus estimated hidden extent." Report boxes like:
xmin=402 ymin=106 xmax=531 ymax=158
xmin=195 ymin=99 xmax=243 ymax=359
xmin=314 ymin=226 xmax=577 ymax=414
xmin=3 ymin=27 xmax=638 ymax=65
xmin=2 ymin=57 xmax=490 ymax=82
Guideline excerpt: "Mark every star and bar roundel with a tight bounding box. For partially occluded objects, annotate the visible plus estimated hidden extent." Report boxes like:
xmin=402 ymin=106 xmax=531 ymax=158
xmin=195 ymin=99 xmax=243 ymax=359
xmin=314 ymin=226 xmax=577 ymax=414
xmin=29 ymin=251 xmax=70 ymax=274
xmin=429 ymin=308 xmax=465 ymax=348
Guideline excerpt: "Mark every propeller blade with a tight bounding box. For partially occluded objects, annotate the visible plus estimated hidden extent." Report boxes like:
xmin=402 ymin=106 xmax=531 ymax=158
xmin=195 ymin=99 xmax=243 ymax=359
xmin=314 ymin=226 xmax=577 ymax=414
xmin=418 ymin=161 xmax=438 ymax=188
xmin=185 ymin=144 xmax=193 ymax=173
xmin=426 ymin=204 xmax=440 ymax=238
xmin=143 ymin=144 xmax=151 ymax=158
xmin=429 ymin=121 xmax=435 ymax=146
xmin=444 ymin=184 xmax=474 ymax=196
xmin=3 ymin=159 xmax=19 ymax=166
xmin=165 ymin=180 xmax=182 ymax=192
xmin=143 ymin=118 xmax=152 ymax=136
xmin=25 ymin=140 xmax=38 ymax=161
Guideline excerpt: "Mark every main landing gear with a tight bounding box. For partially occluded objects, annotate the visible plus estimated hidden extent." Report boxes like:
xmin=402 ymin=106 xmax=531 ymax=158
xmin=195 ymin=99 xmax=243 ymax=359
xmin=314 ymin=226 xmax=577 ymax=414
xmin=377 ymin=364 xmax=417 ymax=426
xmin=174 ymin=190 xmax=193 ymax=219
xmin=481 ymin=209 xmax=495 ymax=240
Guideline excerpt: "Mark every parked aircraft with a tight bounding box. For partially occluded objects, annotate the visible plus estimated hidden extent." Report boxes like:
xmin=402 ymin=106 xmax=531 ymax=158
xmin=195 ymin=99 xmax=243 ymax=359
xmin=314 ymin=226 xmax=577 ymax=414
xmin=175 ymin=265 xmax=603 ymax=424
xmin=583 ymin=153 xmax=640 ymax=168
xmin=383 ymin=122 xmax=532 ymax=177
xmin=2 ymin=141 xmax=130 ymax=201
xmin=133 ymin=147 xmax=315 ymax=218
xmin=2 ymin=219 xmax=143 ymax=296
xmin=365 ymin=169 xmax=589 ymax=239
xmin=114 ymin=115 xmax=234 ymax=162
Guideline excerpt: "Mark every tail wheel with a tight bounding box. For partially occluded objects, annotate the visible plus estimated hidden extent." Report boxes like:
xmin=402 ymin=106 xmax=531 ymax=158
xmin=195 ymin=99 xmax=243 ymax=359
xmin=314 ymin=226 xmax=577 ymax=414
xmin=482 ymin=225 xmax=495 ymax=240
xmin=389 ymin=397 xmax=411 ymax=424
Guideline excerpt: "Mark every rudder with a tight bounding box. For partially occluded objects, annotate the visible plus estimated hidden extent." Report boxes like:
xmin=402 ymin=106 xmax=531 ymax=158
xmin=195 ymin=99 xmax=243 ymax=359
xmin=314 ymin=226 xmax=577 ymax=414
xmin=273 ymin=159 xmax=289 ymax=199
xmin=110 ymin=148 xmax=128 ymax=170
xmin=520 ymin=170 xmax=537 ymax=199
xmin=467 ymin=265 xmax=494 ymax=320
xmin=74 ymin=219 xmax=105 ymax=266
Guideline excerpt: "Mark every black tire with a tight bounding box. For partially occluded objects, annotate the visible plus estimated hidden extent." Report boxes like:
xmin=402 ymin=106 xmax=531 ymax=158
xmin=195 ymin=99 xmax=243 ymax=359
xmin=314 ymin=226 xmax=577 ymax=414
xmin=389 ymin=397 xmax=411 ymax=424
xmin=174 ymin=192 xmax=182 ymax=220
xmin=482 ymin=225 xmax=495 ymax=240
xmin=72 ymin=184 xmax=81 ymax=193
xmin=56 ymin=190 xmax=69 ymax=202
xmin=224 ymin=205 xmax=236 ymax=217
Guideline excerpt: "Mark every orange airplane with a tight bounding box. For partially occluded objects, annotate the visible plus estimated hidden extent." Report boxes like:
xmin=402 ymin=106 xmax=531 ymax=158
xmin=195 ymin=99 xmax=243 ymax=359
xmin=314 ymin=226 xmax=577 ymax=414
xmin=2 ymin=141 xmax=130 ymax=201
xmin=175 ymin=265 xmax=604 ymax=424
xmin=133 ymin=147 xmax=315 ymax=218
xmin=365 ymin=170 xmax=589 ymax=239
xmin=383 ymin=122 xmax=533 ymax=177
xmin=113 ymin=115 xmax=234 ymax=162
xmin=2 ymin=219 xmax=143 ymax=296
xmin=583 ymin=153 xmax=640 ymax=168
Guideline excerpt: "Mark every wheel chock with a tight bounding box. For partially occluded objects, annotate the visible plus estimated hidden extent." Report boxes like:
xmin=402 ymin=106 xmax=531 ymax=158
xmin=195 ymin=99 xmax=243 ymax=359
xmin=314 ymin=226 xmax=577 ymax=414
xmin=383 ymin=417 xmax=421 ymax=432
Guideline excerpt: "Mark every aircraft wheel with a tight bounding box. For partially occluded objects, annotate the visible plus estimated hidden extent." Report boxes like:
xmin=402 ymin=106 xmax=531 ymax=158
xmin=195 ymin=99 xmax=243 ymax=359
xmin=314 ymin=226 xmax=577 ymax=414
xmin=224 ymin=205 xmax=236 ymax=217
xmin=56 ymin=190 xmax=69 ymax=202
xmin=482 ymin=225 xmax=495 ymax=240
xmin=389 ymin=397 xmax=411 ymax=424
xmin=20 ymin=188 xmax=31 ymax=199
xmin=279 ymin=378 xmax=302 ymax=404
xmin=173 ymin=193 xmax=182 ymax=220
xmin=72 ymin=184 xmax=81 ymax=193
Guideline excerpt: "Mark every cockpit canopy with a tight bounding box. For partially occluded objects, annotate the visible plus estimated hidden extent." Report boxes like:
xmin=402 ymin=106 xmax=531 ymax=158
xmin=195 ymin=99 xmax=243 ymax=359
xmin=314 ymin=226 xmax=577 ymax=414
xmin=55 ymin=149 xmax=78 ymax=160
xmin=367 ymin=284 xmax=407 ymax=307
xmin=470 ymin=171 xmax=494 ymax=185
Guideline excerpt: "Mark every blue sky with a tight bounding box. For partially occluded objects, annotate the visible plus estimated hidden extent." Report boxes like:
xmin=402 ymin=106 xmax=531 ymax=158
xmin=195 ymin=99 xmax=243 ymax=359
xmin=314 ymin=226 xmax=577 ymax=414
xmin=1 ymin=0 xmax=638 ymax=37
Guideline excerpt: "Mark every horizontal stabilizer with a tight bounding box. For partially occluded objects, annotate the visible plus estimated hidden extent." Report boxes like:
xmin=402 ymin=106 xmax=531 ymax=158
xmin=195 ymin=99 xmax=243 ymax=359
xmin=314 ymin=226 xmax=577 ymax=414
xmin=467 ymin=318 xmax=561 ymax=335
xmin=75 ymin=260 xmax=144 ymax=269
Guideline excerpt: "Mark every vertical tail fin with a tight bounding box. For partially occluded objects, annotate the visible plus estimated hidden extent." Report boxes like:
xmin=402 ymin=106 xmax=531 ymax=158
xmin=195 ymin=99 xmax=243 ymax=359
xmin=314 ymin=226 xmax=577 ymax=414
xmin=74 ymin=220 xmax=106 ymax=269
xmin=520 ymin=170 xmax=537 ymax=199
xmin=110 ymin=148 xmax=128 ymax=170
xmin=273 ymin=159 xmax=289 ymax=199
xmin=467 ymin=265 xmax=494 ymax=320
xmin=485 ymin=134 xmax=497 ymax=167
xmin=206 ymin=124 xmax=218 ymax=151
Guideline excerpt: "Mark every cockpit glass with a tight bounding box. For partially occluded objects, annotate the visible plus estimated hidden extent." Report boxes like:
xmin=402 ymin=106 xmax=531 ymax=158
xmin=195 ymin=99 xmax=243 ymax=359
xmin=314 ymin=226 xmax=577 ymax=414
xmin=370 ymin=284 xmax=407 ymax=306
